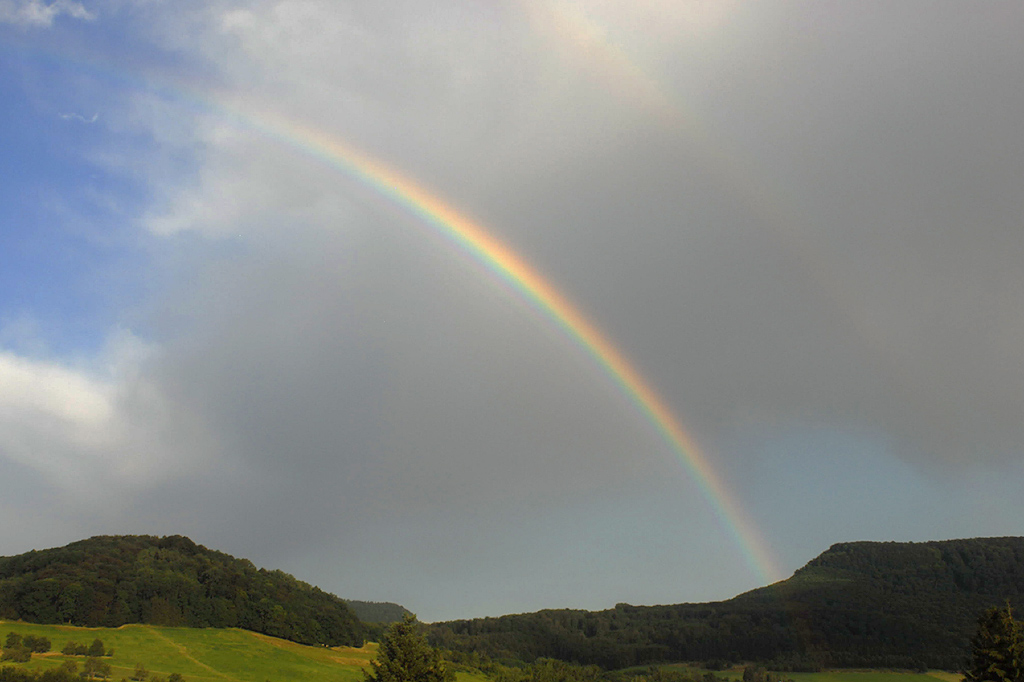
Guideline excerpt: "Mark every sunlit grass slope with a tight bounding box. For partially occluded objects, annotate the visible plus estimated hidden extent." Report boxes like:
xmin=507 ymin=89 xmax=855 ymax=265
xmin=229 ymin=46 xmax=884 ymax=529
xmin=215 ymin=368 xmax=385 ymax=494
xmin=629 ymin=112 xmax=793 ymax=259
xmin=0 ymin=621 xmax=375 ymax=682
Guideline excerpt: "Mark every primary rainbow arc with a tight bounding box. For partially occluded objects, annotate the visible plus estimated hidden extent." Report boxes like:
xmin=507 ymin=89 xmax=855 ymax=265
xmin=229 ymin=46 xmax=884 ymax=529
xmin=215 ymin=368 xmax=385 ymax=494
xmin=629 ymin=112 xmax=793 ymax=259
xmin=216 ymin=99 xmax=781 ymax=586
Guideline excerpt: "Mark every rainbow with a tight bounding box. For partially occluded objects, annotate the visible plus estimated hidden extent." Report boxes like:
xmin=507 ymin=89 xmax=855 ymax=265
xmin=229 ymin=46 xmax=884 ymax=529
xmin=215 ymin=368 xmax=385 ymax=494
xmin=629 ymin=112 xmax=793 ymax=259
xmin=210 ymin=99 xmax=782 ymax=585
xmin=17 ymin=32 xmax=783 ymax=585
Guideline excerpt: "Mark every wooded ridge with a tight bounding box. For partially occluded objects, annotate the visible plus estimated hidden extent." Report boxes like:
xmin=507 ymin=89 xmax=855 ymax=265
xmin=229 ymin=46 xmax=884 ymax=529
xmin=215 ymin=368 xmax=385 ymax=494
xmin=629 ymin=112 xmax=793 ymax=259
xmin=427 ymin=537 xmax=1024 ymax=670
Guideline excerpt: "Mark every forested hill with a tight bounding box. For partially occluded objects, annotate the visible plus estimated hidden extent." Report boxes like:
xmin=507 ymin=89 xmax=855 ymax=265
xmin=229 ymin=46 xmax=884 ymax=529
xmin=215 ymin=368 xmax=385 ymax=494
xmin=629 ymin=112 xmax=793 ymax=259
xmin=0 ymin=535 xmax=365 ymax=647
xmin=427 ymin=537 xmax=1024 ymax=671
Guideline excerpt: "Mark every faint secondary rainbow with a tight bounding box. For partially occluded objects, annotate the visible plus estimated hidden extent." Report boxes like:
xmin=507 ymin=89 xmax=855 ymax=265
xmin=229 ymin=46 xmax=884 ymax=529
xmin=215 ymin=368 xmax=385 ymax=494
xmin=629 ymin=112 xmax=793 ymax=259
xmin=210 ymin=97 xmax=780 ymax=585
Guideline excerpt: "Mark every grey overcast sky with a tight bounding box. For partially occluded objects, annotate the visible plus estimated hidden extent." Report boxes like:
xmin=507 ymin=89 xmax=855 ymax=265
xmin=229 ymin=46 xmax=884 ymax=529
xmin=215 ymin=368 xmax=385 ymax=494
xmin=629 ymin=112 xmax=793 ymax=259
xmin=3 ymin=0 xmax=1024 ymax=621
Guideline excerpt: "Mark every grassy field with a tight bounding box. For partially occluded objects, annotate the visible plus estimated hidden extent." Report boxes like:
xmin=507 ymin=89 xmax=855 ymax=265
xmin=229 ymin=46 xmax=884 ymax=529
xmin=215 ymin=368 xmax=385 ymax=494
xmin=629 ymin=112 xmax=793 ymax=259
xmin=0 ymin=621 xmax=376 ymax=682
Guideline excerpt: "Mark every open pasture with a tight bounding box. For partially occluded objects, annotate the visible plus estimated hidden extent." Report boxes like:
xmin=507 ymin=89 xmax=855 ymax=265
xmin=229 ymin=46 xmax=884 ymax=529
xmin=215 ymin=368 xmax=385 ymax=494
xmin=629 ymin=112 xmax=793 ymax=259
xmin=0 ymin=621 xmax=375 ymax=682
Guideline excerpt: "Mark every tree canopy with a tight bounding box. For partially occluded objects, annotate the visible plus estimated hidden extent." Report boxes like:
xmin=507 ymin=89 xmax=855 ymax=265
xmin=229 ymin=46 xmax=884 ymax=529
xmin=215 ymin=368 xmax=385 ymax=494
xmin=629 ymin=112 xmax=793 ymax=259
xmin=365 ymin=616 xmax=454 ymax=682
xmin=965 ymin=604 xmax=1024 ymax=682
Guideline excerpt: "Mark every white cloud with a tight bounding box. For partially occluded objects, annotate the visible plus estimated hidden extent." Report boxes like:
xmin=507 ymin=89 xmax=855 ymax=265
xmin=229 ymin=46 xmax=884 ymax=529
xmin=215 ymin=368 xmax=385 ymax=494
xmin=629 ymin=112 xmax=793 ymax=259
xmin=137 ymin=0 xmax=678 ymax=244
xmin=0 ymin=335 xmax=222 ymax=497
xmin=0 ymin=352 xmax=113 ymax=426
xmin=0 ymin=0 xmax=94 ymax=26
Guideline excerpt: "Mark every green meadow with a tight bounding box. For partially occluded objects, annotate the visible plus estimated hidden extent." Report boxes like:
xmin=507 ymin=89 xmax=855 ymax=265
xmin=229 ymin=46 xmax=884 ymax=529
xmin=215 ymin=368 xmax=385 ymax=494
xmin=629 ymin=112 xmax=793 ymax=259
xmin=0 ymin=621 xmax=961 ymax=682
xmin=0 ymin=621 xmax=375 ymax=682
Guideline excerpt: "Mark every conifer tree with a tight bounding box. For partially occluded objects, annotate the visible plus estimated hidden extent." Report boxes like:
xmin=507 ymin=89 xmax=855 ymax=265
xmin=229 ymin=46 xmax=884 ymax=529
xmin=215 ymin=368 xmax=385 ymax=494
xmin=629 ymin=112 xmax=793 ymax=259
xmin=364 ymin=615 xmax=454 ymax=682
xmin=965 ymin=604 xmax=1024 ymax=682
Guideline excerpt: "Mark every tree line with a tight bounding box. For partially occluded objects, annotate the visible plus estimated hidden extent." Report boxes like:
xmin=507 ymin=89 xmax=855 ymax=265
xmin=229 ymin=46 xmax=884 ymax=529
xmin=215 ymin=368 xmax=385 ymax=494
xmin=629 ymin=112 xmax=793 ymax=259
xmin=367 ymin=616 xmax=788 ymax=682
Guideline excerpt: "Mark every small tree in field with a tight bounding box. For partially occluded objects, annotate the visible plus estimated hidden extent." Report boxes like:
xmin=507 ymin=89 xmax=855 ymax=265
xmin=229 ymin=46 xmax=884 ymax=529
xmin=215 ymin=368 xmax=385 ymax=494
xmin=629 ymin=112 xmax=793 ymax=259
xmin=84 ymin=656 xmax=113 ymax=679
xmin=742 ymin=667 xmax=766 ymax=682
xmin=364 ymin=615 xmax=454 ymax=682
xmin=965 ymin=604 xmax=1024 ymax=682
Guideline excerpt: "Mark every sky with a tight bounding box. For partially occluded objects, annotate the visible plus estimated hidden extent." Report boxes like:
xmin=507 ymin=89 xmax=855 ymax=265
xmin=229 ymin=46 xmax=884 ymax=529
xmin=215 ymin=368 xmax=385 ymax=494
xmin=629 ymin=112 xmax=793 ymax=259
xmin=3 ymin=0 xmax=1024 ymax=623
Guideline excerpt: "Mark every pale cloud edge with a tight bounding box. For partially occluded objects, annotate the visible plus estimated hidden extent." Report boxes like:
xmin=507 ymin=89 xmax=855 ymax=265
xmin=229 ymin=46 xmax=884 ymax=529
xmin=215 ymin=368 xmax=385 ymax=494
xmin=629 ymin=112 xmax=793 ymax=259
xmin=59 ymin=111 xmax=99 ymax=123
xmin=0 ymin=0 xmax=94 ymax=27
xmin=0 ymin=331 xmax=223 ymax=498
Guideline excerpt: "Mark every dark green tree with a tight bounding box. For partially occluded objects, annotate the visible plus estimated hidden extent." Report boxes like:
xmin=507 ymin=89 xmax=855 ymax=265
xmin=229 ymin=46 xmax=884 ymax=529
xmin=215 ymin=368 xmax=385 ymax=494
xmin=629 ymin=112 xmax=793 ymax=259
xmin=83 ymin=656 xmax=112 ymax=679
xmin=965 ymin=604 xmax=1024 ymax=682
xmin=364 ymin=616 xmax=454 ymax=682
xmin=0 ymin=646 xmax=30 ymax=662
xmin=742 ymin=667 xmax=766 ymax=682
xmin=62 ymin=641 xmax=88 ymax=656
xmin=22 ymin=635 xmax=50 ymax=653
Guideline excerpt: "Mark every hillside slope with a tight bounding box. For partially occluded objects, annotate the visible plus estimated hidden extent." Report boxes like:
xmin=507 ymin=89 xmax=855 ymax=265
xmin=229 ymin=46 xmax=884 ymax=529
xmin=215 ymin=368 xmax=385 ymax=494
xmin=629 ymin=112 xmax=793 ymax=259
xmin=0 ymin=620 xmax=372 ymax=682
xmin=428 ymin=537 xmax=1024 ymax=670
xmin=0 ymin=535 xmax=364 ymax=647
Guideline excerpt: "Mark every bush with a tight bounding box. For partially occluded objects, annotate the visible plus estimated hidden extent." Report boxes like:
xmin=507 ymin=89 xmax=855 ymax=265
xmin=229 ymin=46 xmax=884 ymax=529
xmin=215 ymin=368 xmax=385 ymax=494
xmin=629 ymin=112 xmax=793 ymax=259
xmin=0 ymin=649 xmax=30 ymax=664
xmin=83 ymin=657 xmax=111 ymax=680
xmin=21 ymin=637 xmax=49 ymax=654
xmin=0 ymin=667 xmax=78 ymax=682
xmin=61 ymin=642 xmax=88 ymax=656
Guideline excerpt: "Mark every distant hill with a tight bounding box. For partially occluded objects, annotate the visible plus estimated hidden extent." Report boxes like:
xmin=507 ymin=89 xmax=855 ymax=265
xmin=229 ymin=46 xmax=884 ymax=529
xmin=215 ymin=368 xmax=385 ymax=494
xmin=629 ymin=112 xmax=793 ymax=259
xmin=345 ymin=600 xmax=413 ymax=623
xmin=427 ymin=537 xmax=1024 ymax=670
xmin=0 ymin=535 xmax=365 ymax=647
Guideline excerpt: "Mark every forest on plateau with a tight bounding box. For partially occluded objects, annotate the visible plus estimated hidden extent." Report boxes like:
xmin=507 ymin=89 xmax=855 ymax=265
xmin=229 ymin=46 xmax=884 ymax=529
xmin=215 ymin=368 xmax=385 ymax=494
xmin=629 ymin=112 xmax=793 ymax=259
xmin=427 ymin=537 xmax=1024 ymax=671
xmin=0 ymin=535 xmax=364 ymax=647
